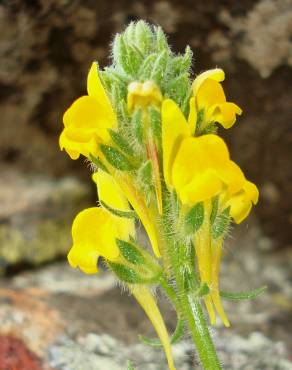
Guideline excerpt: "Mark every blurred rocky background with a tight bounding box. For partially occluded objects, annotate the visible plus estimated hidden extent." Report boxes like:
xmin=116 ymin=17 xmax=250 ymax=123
xmin=0 ymin=0 xmax=291 ymax=369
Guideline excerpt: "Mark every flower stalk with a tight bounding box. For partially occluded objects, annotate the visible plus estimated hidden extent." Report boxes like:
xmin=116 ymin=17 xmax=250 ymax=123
xmin=59 ymin=21 xmax=262 ymax=369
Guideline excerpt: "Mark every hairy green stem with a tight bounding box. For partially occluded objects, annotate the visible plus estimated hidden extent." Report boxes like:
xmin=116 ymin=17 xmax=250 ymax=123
xmin=179 ymin=291 xmax=222 ymax=369
xmin=169 ymin=243 xmax=221 ymax=369
xmin=162 ymin=192 xmax=221 ymax=369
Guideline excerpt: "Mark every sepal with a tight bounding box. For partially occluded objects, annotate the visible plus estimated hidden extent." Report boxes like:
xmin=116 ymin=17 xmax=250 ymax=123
xmin=138 ymin=160 xmax=153 ymax=186
xmin=151 ymin=50 xmax=169 ymax=84
xmin=112 ymin=34 xmax=143 ymax=77
xmin=108 ymin=262 xmax=143 ymax=284
xmin=89 ymin=154 xmax=109 ymax=173
xmin=149 ymin=106 xmax=162 ymax=143
xmin=108 ymin=129 xmax=134 ymax=156
xmin=155 ymin=26 xmax=170 ymax=53
xmin=133 ymin=21 xmax=153 ymax=54
xmin=211 ymin=207 xmax=230 ymax=239
xmin=116 ymin=239 xmax=145 ymax=265
xmin=109 ymin=257 xmax=161 ymax=285
xmin=185 ymin=202 xmax=204 ymax=234
xmin=131 ymin=108 xmax=144 ymax=145
xmin=100 ymin=144 xmax=136 ymax=171
xmin=139 ymin=54 xmax=157 ymax=80
xmin=99 ymin=200 xmax=137 ymax=219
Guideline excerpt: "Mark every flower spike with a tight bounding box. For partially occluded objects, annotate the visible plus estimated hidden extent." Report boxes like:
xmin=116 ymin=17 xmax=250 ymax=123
xmin=60 ymin=21 xmax=260 ymax=370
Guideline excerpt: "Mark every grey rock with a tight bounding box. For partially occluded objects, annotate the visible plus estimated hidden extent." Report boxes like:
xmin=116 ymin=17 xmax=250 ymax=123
xmin=0 ymin=171 xmax=91 ymax=270
xmin=48 ymin=331 xmax=292 ymax=370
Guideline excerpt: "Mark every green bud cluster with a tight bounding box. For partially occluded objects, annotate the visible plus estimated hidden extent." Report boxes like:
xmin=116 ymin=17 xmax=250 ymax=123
xmin=101 ymin=20 xmax=193 ymax=119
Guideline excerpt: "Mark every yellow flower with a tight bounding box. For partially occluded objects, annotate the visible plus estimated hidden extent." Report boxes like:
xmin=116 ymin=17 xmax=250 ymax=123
xmin=225 ymin=179 xmax=259 ymax=224
xmin=68 ymin=170 xmax=134 ymax=274
xmin=117 ymin=174 xmax=162 ymax=258
xmin=127 ymin=80 xmax=163 ymax=113
xmin=190 ymin=68 xmax=242 ymax=132
xmin=162 ymin=99 xmax=258 ymax=327
xmin=162 ymin=99 xmax=245 ymax=204
xmin=67 ymin=207 xmax=122 ymax=274
xmin=92 ymin=169 xmax=135 ymax=236
xmin=59 ymin=62 xmax=116 ymax=159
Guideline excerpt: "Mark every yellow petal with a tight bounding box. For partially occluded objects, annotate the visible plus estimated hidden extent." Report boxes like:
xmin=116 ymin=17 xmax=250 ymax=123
xmin=188 ymin=97 xmax=197 ymax=135
xmin=87 ymin=62 xmax=116 ymax=123
xmin=61 ymin=95 xmax=115 ymax=159
xmin=196 ymin=79 xmax=226 ymax=110
xmin=132 ymin=286 xmax=176 ymax=370
xmin=127 ymin=81 xmax=163 ymax=113
xmin=172 ymin=135 xmax=230 ymax=204
xmin=117 ymin=176 xmax=161 ymax=257
xmin=161 ymin=99 xmax=190 ymax=187
xmin=178 ymin=170 xmax=223 ymax=204
xmin=63 ymin=96 xmax=113 ymax=134
xmin=227 ymin=180 xmax=259 ymax=223
xmin=243 ymin=180 xmax=259 ymax=205
xmin=93 ymin=171 xmax=136 ymax=237
xmin=146 ymin=138 xmax=163 ymax=214
xmin=59 ymin=130 xmax=82 ymax=160
xmin=194 ymin=201 xmax=217 ymax=325
xmin=204 ymin=296 xmax=217 ymax=326
xmin=207 ymin=102 xmax=242 ymax=129
xmin=68 ymin=245 xmax=99 ymax=275
xmin=210 ymin=240 xmax=230 ymax=327
xmin=229 ymin=196 xmax=252 ymax=224
xmin=68 ymin=207 xmax=124 ymax=274
xmin=59 ymin=128 xmax=100 ymax=159
xmin=216 ymin=160 xmax=245 ymax=195
xmin=93 ymin=170 xmax=129 ymax=211
xmin=192 ymin=68 xmax=225 ymax=97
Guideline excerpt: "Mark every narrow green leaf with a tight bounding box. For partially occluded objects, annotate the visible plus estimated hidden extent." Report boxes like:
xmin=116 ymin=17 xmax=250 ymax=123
xmin=185 ymin=202 xmax=204 ymax=234
xmin=220 ymin=286 xmax=267 ymax=301
xmin=108 ymin=262 xmax=142 ymax=284
xmin=182 ymin=45 xmax=193 ymax=72
xmin=196 ymin=109 xmax=205 ymax=132
xmin=211 ymin=207 xmax=230 ymax=239
xmin=149 ymin=106 xmax=161 ymax=141
xmin=127 ymin=44 xmax=144 ymax=76
xmin=101 ymin=67 xmax=130 ymax=85
xmin=131 ymin=108 xmax=144 ymax=145
xmin=108 ymin=129 xmax=134 ymax=156
xmin=134 ymin=21 xmax=153 ymax=54
xmin=169 ymin=46 xmax=192 ymax=76
xmin=139 ymin=319 xmax=185 ymax=347
xmin=99 ymin=200 xmax=137 ymax=219
xmin=124 ymin=22 xmax=135 ymax=43
xmin=150 ymin=50 xmax=168 ymax=84
xmin=155 ymin=26 xmax=169 ymax=52
xmin=89 ymin=154 xmax=109 ymax=173
xmin=210 ymin=196 xmax=219 ymax=224
xmin=100 ymin=144 xmax=135 ymax=171
xmin=167 ymin=73 xmax=190 ymax=107
xmin=139 ymin=53 xmax=156 ymax=80
xmin=138 ymin=160 xmax=153 ymax=186
xmin=181 ymin=88 xmax=192 ymax=119
xmin=116 ymin=239 xmax=145 ymax=265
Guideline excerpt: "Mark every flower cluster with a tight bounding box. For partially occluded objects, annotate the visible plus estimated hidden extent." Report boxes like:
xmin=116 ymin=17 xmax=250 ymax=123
xmin=60 ymin=22 xmax=259 ymax=370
